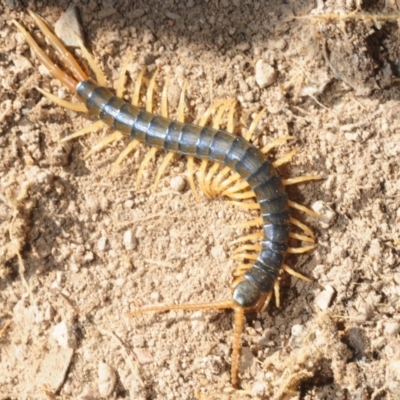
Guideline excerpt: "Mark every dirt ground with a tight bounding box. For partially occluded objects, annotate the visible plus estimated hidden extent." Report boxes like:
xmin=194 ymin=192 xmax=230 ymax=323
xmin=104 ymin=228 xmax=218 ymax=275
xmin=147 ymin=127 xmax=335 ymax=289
xmin=1 ymin=0 xmax=400 ymax=399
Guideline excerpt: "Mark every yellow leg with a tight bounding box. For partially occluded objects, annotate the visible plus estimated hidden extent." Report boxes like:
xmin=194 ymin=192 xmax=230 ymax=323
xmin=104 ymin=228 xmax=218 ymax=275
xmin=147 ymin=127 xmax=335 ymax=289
xmin=260 ymin=136 xmax=294 ymax=154
xmin=221 ymin=190 xmax=255 ymax=200
xmin=231 ymin=217 xmax=263 ymax=228
xmin=282 ymin=264 xmax=313 ymax=283
xmin=76 ymin=36 xmax=107 ymax=87
xmin=283 ymin=175 xmax=321 ymax=186
xmin=288 ymin=200 xmax=322 ymax=218
xmin=109 ymin=139 xmax=140 ymax=176
xmin=83 ymin=131 xmax=124 ymax=160
xmin=272 ymin=149 xmax=298 ymax=167
xmin=226 ymin=201 xmax=259 ymax=211
xmin=232 ymin=244 xmax=262 ymax=254
xmin=187 ymin=156 xmax=200 ymax=202
xmin=233 ymin=263 xmax=252 ymax=277
xmin=244 ymin=108 xmax=266 ymax=141
xmin=36 ymin=87 xmax=88 ymax=113
xmin=60 ymin=120 xmax=105 ymax=142
xmin=287 ymin=245 xmax=316 ymax=254
xmin=274 ymin=279 xmax=280 ymax=308
xmin=153 ymin=152 xmax=175 ymax=192
xmin=136 ymin=147 xmax=158 ymax=188
xmin=230 ymin=232 xmax=263 ymax=245
xmin=231 ymin=253 xmax=258 ymax=261
xmin=290 ymin=217 xmax=314 ymax=238
xmin=289 ymin=232 xmax=315 ymax=244
xmin=198 ymin=100 xmax=234 ymax=198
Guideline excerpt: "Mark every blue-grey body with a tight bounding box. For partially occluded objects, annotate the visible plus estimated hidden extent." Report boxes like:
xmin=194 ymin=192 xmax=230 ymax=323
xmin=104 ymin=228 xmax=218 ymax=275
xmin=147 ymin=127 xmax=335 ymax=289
xmin=77 ymin=78 xmax=290 ymax=308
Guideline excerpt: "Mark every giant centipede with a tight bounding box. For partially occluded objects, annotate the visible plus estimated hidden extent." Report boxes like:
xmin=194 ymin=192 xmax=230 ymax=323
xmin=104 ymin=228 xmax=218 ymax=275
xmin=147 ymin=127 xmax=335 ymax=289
xmin=13 ymin=10 xmax=320 ymax=389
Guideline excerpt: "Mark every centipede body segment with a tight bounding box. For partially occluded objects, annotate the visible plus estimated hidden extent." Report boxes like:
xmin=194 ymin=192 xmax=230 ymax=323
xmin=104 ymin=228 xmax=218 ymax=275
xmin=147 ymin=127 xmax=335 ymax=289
xmin=13 ymin=10 xmax=319 ymax=389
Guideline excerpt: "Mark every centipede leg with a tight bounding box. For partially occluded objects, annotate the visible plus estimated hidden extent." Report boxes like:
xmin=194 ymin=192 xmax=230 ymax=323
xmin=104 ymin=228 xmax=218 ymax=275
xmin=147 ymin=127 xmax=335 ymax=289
xmin=153 ymin=79 xmax=188 ymax=192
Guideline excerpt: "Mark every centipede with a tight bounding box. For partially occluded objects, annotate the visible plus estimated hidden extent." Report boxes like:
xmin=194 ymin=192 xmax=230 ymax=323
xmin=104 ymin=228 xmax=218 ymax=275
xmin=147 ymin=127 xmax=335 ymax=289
xmin=13 ymin=10 xmax=320 ymax=389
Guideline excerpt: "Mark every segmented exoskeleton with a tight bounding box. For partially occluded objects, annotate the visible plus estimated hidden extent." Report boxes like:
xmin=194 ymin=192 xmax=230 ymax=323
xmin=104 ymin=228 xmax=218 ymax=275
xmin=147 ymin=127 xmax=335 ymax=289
xmin=13 ymin=10 xmax=319 ymax=389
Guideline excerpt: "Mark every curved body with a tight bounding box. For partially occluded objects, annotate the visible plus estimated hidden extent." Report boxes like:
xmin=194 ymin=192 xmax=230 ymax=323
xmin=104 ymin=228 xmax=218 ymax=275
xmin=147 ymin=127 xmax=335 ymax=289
xmin=77 ymin=79 xmax=290 ymax=307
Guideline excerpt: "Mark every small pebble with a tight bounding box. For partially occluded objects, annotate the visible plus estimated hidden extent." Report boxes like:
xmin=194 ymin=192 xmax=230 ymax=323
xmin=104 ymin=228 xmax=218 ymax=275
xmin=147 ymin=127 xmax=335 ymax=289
xmin=98 ymin=237 xmax=108 ymax=251
xmin=170 ymin=176 xmax=186 ymax=192
xmin=54 ymin=5 xmax=84 ymax=47
xmin=123 ymin=230 xmax=137 ymax=251
xmin=387 ymin=360 xmax=400 ymax=397
xmin=384 ymin=322 xmax=400 ymax=336
xmin=236 ymin=42 xmax=251 ymax=52
xmin=52 ymin=320 xmax=77 ymax=349
xmin=311 ymin=200 xmax=336 ymax=229
xmin=251 ymin=381 xmax=266 ymax=397
xmin=132 ymin=8 xmax=145 ymax=18
xmin=98 ymin=7 xmax=117 ymax=19
xmin=255 ymin=60 xmax=277 ymax=89
xmin=211 ymin=245 xmax=227 ymax=261
xmin=315 ymin=285 xmax=336 ymax=310
xmin=98 ymin=362 xmax=117 ymax=397
xmin=133 ymin=348 xmax=154 ymax=365
xmin=124 ymin=199 xmax=134 ymax=209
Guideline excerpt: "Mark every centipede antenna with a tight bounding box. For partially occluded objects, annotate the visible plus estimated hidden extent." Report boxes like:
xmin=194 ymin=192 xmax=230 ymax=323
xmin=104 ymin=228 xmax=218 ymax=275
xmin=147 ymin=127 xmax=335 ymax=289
xmin=12 ymin=20 xmax=78 ymax=93
xmin=27 ymin=9 xmax=87 ymax=82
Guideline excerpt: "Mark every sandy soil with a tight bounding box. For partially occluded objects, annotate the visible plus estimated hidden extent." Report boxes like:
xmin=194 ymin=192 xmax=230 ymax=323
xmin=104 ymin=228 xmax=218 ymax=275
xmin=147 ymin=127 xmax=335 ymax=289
xmin=1 ymin=1 xmax=400 ymax=399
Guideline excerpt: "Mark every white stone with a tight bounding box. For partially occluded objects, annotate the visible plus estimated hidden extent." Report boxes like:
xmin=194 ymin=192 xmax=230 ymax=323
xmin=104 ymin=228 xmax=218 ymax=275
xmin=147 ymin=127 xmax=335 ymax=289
xmin=98 ymin=237 xmax=108 ymax=251
xmin=54 ymin=5 xmax=84 ymax=47
xmin=315 ymin=285 xmax=336 ymax=310
xmin=98 ymin=362 xmax=117 ymax=397
xmin=170 ymin=176 xmax=186 ymax=192
xmin=123 ymin=230 xmax=137 ymax=251
xmin=255 ymin=60 xmax=277 ymax=89
xmin=52 ymin=320 xmax=77 ymax=349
